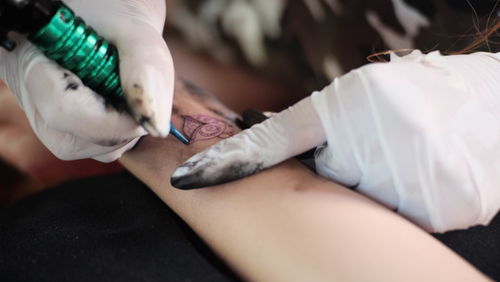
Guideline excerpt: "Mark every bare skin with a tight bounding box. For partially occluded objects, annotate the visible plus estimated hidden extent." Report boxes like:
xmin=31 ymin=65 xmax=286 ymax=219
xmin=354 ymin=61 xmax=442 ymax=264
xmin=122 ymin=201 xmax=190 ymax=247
xmin=120 ymin=80 xmax=490 ymax=282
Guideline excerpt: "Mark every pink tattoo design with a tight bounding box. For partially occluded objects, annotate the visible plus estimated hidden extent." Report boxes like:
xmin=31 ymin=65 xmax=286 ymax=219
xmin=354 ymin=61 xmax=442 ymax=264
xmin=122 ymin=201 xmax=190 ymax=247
xmin=182 ymin=115 xmax=235 ymax=142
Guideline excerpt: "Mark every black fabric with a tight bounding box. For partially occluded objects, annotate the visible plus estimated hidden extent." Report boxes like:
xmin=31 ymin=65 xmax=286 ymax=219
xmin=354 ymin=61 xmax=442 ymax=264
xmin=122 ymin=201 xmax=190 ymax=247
xmin=0 ymin=172 xmax=499 ymax=281
xmin=433 ymin=214 xmax=500 ymax=279
xmin=0 ymin=172 xmax=239 ymax=282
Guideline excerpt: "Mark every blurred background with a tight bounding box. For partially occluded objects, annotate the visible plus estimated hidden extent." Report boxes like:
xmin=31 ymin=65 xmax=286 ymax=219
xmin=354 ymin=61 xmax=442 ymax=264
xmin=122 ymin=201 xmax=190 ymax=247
xmin=1 ymin=0 xmax=498 ymax=204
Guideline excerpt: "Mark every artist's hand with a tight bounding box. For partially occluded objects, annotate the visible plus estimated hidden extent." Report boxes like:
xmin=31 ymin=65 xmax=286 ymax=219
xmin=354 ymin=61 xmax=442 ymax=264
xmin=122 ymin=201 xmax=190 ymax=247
xmin=172 ymin=51 xmax=500 ymax=232
xmin=0 ymin=0 xmax=174 ymax=162
xmin=0 ymin=84 xmax=123 ymax=185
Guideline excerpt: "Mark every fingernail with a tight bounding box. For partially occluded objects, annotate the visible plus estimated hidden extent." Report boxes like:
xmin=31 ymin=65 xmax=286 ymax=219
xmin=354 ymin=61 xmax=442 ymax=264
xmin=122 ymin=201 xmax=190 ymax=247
xmin=126 ymin=78 xmax=169 ymax=137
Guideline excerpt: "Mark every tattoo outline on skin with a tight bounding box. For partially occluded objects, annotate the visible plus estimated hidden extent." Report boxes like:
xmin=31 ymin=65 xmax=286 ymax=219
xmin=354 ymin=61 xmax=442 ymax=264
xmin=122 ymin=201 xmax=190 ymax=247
xmin=182 ymin=115 xmax=235 ymax=143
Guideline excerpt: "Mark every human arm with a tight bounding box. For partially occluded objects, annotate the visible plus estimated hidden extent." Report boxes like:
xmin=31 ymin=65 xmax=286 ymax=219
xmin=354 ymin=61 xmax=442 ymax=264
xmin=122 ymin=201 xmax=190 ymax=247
xmin=119 ymin=79 xmax=489 ymax=281
xmin=171 ymin=51 xmax=500 ymax=233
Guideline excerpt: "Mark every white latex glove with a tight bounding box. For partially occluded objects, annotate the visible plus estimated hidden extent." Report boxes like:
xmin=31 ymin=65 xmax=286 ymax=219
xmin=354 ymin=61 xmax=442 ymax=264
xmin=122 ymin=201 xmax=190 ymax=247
xmin=0 ymin=0 xmax=174 ymax=162
xmin=172 ymin=50 xmax=500 ymax=233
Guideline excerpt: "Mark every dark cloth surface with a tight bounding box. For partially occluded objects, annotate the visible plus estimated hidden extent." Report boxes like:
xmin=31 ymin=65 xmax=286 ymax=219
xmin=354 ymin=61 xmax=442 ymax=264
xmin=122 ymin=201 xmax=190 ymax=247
xmin=0 ymin=172 xmax=498 ymax=281
xmin=433 ymin=215 xmax=500 ymax=279
xmin=0 ymin=172 xmax=239 ymax=282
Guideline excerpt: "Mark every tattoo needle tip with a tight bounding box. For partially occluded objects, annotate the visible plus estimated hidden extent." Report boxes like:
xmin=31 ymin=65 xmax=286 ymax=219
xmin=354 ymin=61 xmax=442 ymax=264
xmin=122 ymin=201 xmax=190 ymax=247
xmin=170 ymin=122 xmax=190 ymax=145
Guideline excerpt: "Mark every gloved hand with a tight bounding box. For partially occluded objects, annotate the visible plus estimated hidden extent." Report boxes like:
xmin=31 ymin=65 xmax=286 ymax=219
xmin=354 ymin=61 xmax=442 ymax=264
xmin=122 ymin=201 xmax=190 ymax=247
xmin=171 ymin=51 xmax=500 ymax=233
xmin=0 ymin=0 xmax=174 ymax=162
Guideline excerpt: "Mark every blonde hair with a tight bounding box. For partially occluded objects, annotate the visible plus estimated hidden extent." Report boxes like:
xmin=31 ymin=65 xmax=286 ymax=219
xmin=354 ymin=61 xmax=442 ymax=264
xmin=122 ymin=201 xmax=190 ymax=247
xmin=454 ymin=20 xmax=500 ymax=54
xmin=367 ymin=20 xmax=500 ymax=63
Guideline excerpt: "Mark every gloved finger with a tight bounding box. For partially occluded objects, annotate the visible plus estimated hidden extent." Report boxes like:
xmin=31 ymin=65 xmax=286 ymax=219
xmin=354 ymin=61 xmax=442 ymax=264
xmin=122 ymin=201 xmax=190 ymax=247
xmin=170 ymin=96 xmax=326 ymax=189
xmin=64 ymin=0 xmax=173 ymax=137
xmin=24 ymin=47 xmax=146 ymax=146
xmin=313 ymin=143 xmax=361 ymax=187
xmin=92 ymin=137 xmax=140 ymax=163
xmin=308 ymin=73 xmax=365 ymax=187
xmin=0 ymin=89 xmax=138 ymax=164
xmin=115 ymin=24 xmax=175 ymax=137
xmin=32 ymin=118 xmax=139 ymax=161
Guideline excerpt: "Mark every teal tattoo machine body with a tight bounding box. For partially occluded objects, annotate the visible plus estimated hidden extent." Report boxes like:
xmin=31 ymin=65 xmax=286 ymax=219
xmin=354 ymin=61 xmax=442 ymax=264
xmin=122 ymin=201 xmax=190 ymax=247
xmin=0 ymin=0 xmax=189 ymax=144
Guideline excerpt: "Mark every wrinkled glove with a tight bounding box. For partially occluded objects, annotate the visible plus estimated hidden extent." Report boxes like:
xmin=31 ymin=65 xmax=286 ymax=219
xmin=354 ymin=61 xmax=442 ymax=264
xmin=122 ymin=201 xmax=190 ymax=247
xmin=0 ymin=0 xmax=174 ymax=162
xmin=172 ymin=51 xmax=500 ymax=233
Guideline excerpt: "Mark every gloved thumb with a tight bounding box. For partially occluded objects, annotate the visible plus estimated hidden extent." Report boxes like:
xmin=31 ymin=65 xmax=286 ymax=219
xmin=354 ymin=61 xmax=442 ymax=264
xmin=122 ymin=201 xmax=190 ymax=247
xmin=63 ymin=0 xmax=174 ymax=136
xmin=171 ymin=96 xmax=326 ymax=189
xmin=115 ymin=24 xmax=175 ymax=137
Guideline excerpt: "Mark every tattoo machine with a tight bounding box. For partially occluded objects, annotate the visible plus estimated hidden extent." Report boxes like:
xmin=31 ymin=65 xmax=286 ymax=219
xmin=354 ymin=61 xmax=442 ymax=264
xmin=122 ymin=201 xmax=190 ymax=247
xmin=0 ymin=0 xmax=189 ymax=145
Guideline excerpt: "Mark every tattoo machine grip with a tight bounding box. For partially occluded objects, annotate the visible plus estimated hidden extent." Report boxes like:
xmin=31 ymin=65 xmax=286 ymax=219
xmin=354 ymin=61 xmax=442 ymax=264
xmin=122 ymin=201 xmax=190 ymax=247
xmin=29 ymin=3 xmax=124 ymax=104
xmin=0 ymin=0 xmax=187 ymax=143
